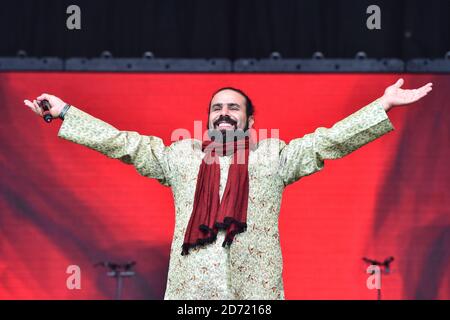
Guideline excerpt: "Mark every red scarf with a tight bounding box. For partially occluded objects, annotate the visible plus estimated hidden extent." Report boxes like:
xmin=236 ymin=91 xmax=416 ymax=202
xmin=181 ymin=136 xmax=253 ymax=255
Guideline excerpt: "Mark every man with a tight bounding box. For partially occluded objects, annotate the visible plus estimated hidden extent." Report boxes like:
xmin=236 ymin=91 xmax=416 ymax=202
xmin=24 ymin=78 xmax=432 ymax=299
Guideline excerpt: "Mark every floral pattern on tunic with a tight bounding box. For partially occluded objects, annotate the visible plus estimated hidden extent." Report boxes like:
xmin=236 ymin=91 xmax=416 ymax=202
xmin=57 ymin=99 xmax=394 ymax=300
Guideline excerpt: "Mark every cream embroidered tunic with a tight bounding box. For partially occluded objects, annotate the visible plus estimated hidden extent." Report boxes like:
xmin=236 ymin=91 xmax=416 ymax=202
xmin=57 ymin=100 xmax=394 ymax=300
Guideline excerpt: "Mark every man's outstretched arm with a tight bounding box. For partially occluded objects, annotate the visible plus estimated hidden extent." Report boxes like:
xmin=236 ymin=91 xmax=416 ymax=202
xmin=24 ymin=93 xmax=172 ymax=186
xmin=278 ymin=78 xmax=433 ymax=186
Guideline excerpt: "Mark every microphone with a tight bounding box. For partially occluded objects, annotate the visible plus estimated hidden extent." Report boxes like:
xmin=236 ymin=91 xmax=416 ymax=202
xmin=39 ymin=99 xmax=53 ymax=123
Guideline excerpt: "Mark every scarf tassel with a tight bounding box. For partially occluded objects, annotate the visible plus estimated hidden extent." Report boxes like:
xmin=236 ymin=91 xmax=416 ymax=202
xmin=181 ymin=217 xmax=247 ymax=256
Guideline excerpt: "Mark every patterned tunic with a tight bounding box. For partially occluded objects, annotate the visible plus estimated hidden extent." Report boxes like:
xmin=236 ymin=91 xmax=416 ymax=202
xmin=57 ymin=99 xmax=394 ymax=299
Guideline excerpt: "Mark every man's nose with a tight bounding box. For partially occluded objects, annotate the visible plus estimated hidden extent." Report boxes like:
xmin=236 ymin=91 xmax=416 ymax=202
xmin=220 ymin=106 xmax=229 ymax=116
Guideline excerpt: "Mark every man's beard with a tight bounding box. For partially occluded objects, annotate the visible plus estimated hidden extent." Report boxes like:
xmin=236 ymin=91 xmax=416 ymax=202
xmin=208 ymin=115 xmax=249 ymax=143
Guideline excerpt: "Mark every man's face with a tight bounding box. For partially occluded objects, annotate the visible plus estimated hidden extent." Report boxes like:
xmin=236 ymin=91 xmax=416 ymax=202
xmin=208 ymin=89 xmax=254 ymax=132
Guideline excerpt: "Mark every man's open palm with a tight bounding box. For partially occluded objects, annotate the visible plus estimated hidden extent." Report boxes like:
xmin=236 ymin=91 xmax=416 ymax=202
xmin=383 ymin=78 xmax=433 ymax=108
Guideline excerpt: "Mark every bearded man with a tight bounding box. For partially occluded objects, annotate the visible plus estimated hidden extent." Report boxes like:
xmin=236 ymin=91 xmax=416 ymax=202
xmin=24 ymin=78 xmax=433 ymax=299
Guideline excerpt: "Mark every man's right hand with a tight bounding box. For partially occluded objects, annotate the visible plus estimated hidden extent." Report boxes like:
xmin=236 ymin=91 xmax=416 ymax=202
xmin=24 ymin=93 xmax=67 ymax=118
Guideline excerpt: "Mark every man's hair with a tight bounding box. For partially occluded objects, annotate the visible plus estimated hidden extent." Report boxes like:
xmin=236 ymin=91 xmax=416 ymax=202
xmin=208 ymin=87 xmax=255 ymax=118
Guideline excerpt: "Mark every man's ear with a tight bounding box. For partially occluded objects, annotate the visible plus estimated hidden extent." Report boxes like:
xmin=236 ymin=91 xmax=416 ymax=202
xmin=248 ymin=116 xmax=255 ymax=129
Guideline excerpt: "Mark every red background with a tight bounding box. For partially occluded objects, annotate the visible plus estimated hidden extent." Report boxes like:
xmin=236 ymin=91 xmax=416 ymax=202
xmin=0 ymin=72 xmax=449 ymax=299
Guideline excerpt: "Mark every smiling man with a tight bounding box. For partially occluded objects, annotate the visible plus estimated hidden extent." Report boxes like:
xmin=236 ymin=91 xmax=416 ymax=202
xmin=208 ymin=87 xmax=254 ymax=133
xmin=24 ymin=79 xmax=432 ymax=299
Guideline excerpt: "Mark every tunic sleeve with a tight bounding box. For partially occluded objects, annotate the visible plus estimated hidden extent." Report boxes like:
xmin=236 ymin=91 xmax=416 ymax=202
xmin=278 ymin=99 xmax=395 ymax=186
xmin=57 ymin=106 xmax=172 ymax=186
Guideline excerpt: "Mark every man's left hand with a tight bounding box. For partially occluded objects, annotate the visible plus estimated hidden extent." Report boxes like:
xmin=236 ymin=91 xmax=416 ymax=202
xmin=378 ymin=78 xmax=433 ymax=112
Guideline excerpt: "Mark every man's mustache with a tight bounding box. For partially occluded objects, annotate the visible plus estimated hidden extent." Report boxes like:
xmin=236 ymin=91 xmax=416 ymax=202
xmin=213 ymin=115 xmax=237 ymax=127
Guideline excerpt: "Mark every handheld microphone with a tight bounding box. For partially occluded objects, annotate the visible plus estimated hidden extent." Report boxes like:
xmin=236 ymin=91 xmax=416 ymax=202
xmin=39 ymin=99 xmax=53 ymax=123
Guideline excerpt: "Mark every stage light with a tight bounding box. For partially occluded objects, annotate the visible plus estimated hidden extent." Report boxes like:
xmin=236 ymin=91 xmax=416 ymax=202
xmin=355 ymin=51 xmax=368 ymax=59
xmin=100 ymin=51 xmax=113 ymax=58
xmin=312 ymin=51 xmax=324 ymax=59
xmin=269 ymin=51 xmax=282 ymax=60
xmin=143 ymin=51 xmax=154 ymax=59
xmin=17 ymin=50 xmax=27 ymax=58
